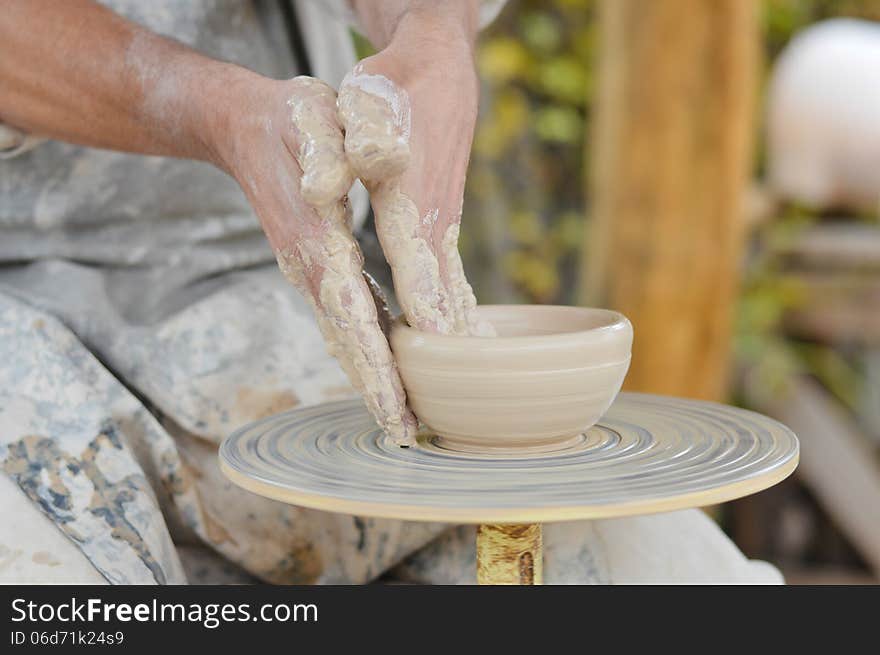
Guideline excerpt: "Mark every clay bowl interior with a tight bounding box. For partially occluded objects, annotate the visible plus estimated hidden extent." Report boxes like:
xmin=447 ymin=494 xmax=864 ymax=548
xmin=390 ymin=305 xmax=632 ymax=454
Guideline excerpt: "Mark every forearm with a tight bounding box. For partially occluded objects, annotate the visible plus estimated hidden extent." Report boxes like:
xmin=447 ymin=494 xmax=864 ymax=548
xmin=0 ymin=0 xmax=249 ymax=163
xmin=350 ymin=0 xmax=480 ymax=51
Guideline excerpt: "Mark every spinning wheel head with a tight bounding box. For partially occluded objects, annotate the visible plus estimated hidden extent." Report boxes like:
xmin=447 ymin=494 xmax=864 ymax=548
xmin=219 ymin=393 xmax=798 ymax=524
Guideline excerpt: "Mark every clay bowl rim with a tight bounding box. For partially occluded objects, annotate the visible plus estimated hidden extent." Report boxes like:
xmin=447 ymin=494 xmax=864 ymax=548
xmin=391 ymin=304 xmax=632 ymax=349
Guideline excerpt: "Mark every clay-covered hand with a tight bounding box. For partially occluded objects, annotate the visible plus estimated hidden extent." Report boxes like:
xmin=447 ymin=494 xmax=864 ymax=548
xmin=337 ymin=13 xmax=493 ymax=337
xmin=216 ymin=75 xmax=417 ymax=444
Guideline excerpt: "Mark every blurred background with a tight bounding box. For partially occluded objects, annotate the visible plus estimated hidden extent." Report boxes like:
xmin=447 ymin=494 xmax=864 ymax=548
xmin=450 ymin=0 xmax=880 ymax=584
xmin=356 ymin=0 xmax=880 ymax=583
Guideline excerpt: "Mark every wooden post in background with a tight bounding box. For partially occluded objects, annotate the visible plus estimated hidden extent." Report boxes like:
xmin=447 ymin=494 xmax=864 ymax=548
xmin=581 ymin=0 xmax=759 ymax=400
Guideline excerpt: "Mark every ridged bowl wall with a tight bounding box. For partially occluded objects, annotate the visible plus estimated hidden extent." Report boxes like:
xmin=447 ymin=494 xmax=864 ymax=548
xmin=391 ymin=305 xmax=633 ymax=454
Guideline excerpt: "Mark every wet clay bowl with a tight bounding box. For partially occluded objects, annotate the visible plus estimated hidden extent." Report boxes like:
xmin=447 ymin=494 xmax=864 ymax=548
xmin=390 ymin=305 xmax=632 ymax=454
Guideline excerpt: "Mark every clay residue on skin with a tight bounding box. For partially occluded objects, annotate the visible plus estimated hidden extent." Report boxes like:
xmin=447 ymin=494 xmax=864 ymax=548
xmin=337 ymin=67 xmax=410 ymax=184
xmin=338 ymin=73 xmax=452 ymax=333
xmin=421 ymin=207 xmax=439 ymax=228
xmin=337 ymin=70 xmax=495 ymax=337
xmin=340 ymin=64 xmax=411 ymax=142
xmin=272 ymin=68 xmax=495 ymax=442
xmin=276 ymin=232 xmax=416 ymax=444
xmin=441 ymin=219 xmax=495 ymax=336
xmin=368 ymin=183 xmax=454 ymax=333
xmin=271 ymin=75 xmax=418 ymax=444
xmin=125 ymin=30 xmax=192 ymax=148
xmin=287 ymin=77 xmax=354 ymax=207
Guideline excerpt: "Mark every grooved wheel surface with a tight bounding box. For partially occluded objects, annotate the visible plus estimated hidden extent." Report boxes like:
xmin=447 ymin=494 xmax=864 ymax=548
xmin=219 ymin=392 xmax=799 ymax=523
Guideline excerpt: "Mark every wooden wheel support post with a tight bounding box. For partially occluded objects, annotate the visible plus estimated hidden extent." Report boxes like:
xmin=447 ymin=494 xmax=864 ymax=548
xmin=476 ymin=523 xmax=543 ymax=585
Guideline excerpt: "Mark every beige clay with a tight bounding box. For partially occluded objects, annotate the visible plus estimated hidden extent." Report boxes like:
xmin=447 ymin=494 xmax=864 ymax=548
xmin=274 ymin=68 xmax=499 ymax=444
xmin=337 ymin=66 xmax=492 ymax=338
xmin=390 ymin=305 xmax=633 ymax=453
xmin=275 ymin=76 xmax=417 ymax=444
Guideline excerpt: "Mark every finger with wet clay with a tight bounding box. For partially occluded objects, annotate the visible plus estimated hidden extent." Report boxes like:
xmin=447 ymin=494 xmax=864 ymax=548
xmin=338 ymin=67 xmax=456 ymax=335
xmin=287 ymin=76 xmax=354 ymax=207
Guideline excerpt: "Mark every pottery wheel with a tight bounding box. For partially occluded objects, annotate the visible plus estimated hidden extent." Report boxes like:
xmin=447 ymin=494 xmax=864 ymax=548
xmin=219 ymin=392 xmax=799 ymax=524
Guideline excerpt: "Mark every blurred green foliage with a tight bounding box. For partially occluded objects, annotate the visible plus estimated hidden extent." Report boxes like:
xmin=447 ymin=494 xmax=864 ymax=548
xmin=457 ymin=0 xmax=878 ymax=414
xmin=763 ymin=0 xmax=880 ymax=57
xmin=461 ymin=0 xmax=597 ymax=304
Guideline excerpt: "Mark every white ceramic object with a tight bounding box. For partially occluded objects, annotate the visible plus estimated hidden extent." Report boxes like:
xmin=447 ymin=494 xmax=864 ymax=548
xmin=390 ymin=305 xmax=633 ymax=453
xmin=767 ymin=19 xmax=880 ymax=209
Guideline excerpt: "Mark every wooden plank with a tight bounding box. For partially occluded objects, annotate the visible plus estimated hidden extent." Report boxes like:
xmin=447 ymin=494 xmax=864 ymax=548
xmin=785 ymin=306 xmax=880 ymax=343
xmin=776 ymin=223 xmax=880 ymax=270
xmin=581 ymin=0 xmax=759 ymax=400
xmin=754 ymin=377 xmax=880 ymax=575
xmin=781 ymin=270 xmax=880 ymax=343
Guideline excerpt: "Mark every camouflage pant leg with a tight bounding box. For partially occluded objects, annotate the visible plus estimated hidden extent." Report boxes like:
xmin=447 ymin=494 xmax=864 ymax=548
xmin=0 ymin=293 xmax=187 ymax=584
xmin=0 ymin=473 xmax=108 ymax=584
xmin=0 ymin=265 xmax=448 ymax=585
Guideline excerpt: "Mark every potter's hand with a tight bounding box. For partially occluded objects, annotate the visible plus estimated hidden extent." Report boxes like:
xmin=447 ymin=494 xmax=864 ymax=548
xmin=216 ymin=76 xmax=417 ymax=444
xmin=338 ymin=5 xmax=493 ymax=336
